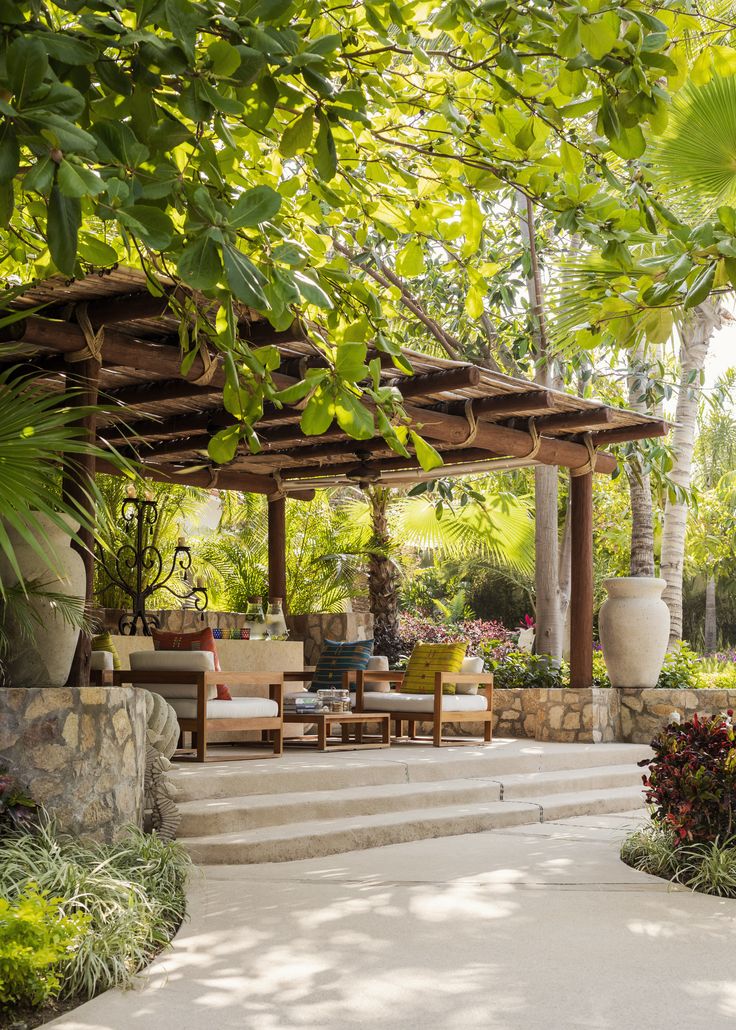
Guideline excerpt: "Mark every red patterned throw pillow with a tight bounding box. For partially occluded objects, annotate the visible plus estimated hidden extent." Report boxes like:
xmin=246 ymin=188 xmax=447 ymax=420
xmin=151 ymin=627 xmax=231 ymax=700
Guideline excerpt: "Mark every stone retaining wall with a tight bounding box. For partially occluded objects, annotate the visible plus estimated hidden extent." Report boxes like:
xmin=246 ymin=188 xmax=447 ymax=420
xmin=0 ymin=687 xmax=146 ymax=842
xmin=617 ymin=688 xmax=736 ymax=743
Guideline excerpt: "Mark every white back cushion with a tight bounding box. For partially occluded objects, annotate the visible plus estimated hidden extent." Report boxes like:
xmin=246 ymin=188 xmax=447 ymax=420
xmin=129 ymin=650 xmax=217 ymax=700
xmin=90 ymin=650 xmax=113 ymax=672
xmin=456 ymin=655 xmax=485 ymax=694
xmin=367 ymin=655 xmax=389 ymax=671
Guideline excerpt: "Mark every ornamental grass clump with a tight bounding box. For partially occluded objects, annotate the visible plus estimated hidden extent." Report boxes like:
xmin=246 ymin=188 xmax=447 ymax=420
xmin=0 ymin=821 xmax=191 ymax=1000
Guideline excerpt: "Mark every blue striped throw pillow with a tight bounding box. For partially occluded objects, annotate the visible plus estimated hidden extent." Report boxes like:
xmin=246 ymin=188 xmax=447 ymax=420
xmin=309 ymin=639 xmax=374 ymax=692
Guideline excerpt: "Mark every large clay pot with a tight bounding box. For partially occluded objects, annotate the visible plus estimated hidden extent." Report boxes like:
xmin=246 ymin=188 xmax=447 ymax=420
xmin=599 ymin=577 xmax=670 ymax=688
xmin=0 ymin=514 xmax=86 ymax=687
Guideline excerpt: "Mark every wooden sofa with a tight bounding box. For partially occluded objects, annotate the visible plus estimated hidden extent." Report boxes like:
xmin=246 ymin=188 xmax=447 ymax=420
xmin=113 ymin=651 xmax=284 ymax=762
xmin=354 ymin=663 xmax=494 ymax=747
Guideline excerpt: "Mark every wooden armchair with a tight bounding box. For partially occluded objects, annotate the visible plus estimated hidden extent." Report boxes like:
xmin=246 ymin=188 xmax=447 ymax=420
xmin=354 ymin=666 xmax=494 ymax=747
xmin=113 ymin=651 xmax=283 ymax=762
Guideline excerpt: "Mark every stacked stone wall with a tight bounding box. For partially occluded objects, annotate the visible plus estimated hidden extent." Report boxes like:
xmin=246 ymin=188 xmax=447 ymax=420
xmin=0 ymin=687 xmax=146 ymax=842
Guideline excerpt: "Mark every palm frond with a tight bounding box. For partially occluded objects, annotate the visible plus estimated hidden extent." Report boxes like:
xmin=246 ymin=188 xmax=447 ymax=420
xmin=648 ymin=75 xmax=736 ymax=217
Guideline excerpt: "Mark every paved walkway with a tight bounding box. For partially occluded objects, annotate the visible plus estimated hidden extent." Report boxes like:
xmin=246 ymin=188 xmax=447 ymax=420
xmin=48 ymin=813 xmax=736 ymax=1030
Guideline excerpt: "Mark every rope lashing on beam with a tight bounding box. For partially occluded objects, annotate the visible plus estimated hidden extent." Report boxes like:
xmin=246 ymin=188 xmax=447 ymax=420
xmin=65 ymin=304 xmax=104 ymax=364
xmin=460 ymin=398 xmax=479 ymax=445
xmin=570 ymin=434 xmax=597 ymax=477
xmin=458 ymin=401 xmax=542 ymax=466
xmin=191 ymin=342 xmax=218 ymax=386
xmin=269 ymin=470 xmax=286 ymax=500
xmin=207 ymin=467 xmax=220 ymax=488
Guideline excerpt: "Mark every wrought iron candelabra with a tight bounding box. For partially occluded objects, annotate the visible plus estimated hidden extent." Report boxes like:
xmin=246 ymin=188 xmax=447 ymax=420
xmin=98 ymin=491 xmax=208 ymax=635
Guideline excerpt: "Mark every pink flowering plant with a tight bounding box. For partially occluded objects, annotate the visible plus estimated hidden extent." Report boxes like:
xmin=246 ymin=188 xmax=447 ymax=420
xmin=398 ymin=614 xmax=516 ymax=669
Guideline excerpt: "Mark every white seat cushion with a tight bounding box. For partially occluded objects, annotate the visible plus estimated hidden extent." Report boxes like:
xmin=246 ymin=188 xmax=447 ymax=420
xmin=129 ymin=650 xmax=217 ymax=701
xmin=360 ymin=691 xmax=488 ymax=713
xmin=171 ymin=697 xmax=279 ymax=720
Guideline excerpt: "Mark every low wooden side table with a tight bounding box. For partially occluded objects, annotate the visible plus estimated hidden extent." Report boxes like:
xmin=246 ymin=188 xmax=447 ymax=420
xmin=283 ymin=710 xmax=391 ymax=751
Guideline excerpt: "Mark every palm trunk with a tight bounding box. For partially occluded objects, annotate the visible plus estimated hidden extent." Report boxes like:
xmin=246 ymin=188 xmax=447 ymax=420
xmin=661 ymin=300 xmax=723 ymax=646
xmin=367 ymin=486 xmax=401 ymax=664
xmin=518 ymin=193 xmax=563 ymax=660
xmin=704 ymin=574 xmax=717 ymax=653
xmin=626 ymin=347 xmax=656 ymax=576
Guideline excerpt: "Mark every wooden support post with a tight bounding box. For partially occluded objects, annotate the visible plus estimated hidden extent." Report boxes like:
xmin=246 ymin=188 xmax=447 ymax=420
xmin=267 ymin=494 xmax=287 ymax=610
xmin=569 ymin=470 xmax=593 ymax=690
xmin=61 ymin=356 xmax=101 ymax=688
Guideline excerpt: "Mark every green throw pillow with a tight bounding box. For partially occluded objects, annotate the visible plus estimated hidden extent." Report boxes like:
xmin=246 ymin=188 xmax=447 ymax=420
xmin=91 ymin=632 xmax=121 ymax=671
xmin=309 ymin=639 xmax=374 ymax=692
xmin=402 ymin=642 xmax=467 ymax=695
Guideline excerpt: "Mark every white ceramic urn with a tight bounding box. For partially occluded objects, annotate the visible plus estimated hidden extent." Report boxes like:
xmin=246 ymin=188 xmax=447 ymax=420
xmin=599 ymin=577 xmax=670 ymax=688
xmin=0 ymin=514 xmax=86 ymax=687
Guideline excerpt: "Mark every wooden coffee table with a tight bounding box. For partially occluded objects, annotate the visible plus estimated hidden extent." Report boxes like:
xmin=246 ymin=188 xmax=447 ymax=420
xmin=283 ymin=710 xmax=391 ymax=751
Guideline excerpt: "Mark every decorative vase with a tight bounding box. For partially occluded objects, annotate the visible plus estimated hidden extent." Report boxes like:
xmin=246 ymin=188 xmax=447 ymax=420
xmin=0 ymin=514 xmax=86 ymax=687
xmin=599 ymin=577 xmax=670 ymax=688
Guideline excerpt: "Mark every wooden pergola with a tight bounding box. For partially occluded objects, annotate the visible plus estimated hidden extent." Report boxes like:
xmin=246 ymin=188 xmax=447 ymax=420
xmin=4 ymin=268 xmax=667 ymax=688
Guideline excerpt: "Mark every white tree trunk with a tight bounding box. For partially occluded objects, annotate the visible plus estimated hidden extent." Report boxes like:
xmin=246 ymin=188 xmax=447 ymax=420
xmin=661 ymin=300 xmax=723 ymax=646
xmin=518 ymin=193 xmax=563 ymax=660
xmin=704 ymin=574 xmax=717 ymax=653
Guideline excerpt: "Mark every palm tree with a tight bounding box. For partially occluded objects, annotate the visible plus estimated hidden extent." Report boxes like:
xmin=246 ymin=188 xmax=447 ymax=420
xmin=197 ymin=491 xmax=368 ymax=615
xmin=344 ymin=481 xmax=534 ymax=660
xmin=0 ymin=369 xmax=117 ymax=678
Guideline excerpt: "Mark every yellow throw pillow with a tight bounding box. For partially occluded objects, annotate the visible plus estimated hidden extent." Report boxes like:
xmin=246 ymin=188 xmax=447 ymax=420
xmin=402 ymin=642 xmax=467 ymax=695
xmin=91 ymin=631 xmax=121 ymax=671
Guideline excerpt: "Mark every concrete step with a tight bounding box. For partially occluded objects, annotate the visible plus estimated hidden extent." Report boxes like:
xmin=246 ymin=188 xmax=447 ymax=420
xmin=179 ymin=799 xmax=543 ymax=864
xmin=177 ymin=764 xmax=644 ymax=838
xmin=500 ymin=764 xmax=644 ymax=800
xmin=177 ymin=778 xmax=504 ymax=837
xmin=535 ymin=785 xmax=645 ymax=822
xmin=179 ymin=785 xmax=646 ymax=864
xmin=175 ymin=743 xmax=651 ymax=802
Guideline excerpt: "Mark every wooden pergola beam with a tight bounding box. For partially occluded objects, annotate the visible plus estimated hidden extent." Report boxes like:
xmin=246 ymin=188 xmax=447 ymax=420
xmin=532 ymin=407 xmax=615 ymax=433
xmin=591 ymin=420 xmax=669 ymax=446
xmin=96 ymin=457 xmax=314 ymax=499
xmin=43 ymin=288 xmax=179 ymax=327
xmin=446 ymin=389 xmax=553 ymax=419
xmin=401 ymin=400 xmax=618 ymax=474
xmin=104 ymin=379 xmax=221 ymax=409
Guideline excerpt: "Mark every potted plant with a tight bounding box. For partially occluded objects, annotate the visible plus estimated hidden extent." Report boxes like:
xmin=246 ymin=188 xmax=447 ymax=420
xmin=0 ymin=369 xmax=111 ymax=687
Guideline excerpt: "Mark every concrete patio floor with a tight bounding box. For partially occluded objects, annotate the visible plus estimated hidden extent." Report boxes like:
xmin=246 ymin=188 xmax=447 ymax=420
xmin=46 ymin=810 xmax=736 ymax=1030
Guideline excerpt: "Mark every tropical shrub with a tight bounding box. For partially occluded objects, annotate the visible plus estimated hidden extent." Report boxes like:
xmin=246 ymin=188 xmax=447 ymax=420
xmin=0 ymin=823 xmax=190 ymax=1000
xmin=591 ymin=650 xmax=611 ymax=688
xmin=656 ymin=642 xmax=704 ymax=690
xmin=640 ymin=712 xmax=736 ymax=844
xmin=489 ymin=650 xmax=568 ymax=690
xmin=0 ymin=889 xmax=88 ymax=1009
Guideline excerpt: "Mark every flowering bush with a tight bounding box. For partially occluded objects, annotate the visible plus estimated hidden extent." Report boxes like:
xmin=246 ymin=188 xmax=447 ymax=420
xmin=640 ymin=711 xmax=736 ymax=845
xmin=398 ymin=614 xmax=516 ymax=667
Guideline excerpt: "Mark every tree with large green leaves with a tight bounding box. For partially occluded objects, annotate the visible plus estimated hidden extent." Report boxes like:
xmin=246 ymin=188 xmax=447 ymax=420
xmin=0 ymin=0 xmax=690 ymax=469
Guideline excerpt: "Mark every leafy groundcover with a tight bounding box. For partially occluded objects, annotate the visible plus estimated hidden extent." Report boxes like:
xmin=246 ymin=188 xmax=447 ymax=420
xmin=0 ymin=809 xmax=191 ymax=1030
